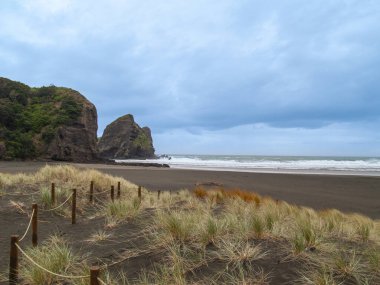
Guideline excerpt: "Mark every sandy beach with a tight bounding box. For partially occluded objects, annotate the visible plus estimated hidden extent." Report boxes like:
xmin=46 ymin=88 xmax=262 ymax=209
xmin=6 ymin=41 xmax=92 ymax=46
xmin=1 ymin=162 xmax=379 ymax=283
xmin=1 ymin=161 xmax=379 ymax=219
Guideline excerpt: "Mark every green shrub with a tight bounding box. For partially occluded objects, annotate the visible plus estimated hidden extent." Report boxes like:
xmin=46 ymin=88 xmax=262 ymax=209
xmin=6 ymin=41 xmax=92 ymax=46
xmin=0 ymin=79 xmax=83 ymax=159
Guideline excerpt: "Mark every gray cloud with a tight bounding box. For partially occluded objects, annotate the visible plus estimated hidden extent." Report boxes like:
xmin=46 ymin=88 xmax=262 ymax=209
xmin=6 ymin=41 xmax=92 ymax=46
xmin=0 ymin=0 xmax=379 ymax=154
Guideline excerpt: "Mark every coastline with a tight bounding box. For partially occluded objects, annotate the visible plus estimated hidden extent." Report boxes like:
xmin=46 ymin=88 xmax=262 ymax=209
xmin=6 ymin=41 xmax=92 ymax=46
xmin=117 ymin=155 xmax=380 ymax=177
xmin=169 ymin=165 xmax=380 ymax=177
xmin=1 ymin=161 xmax=380 ymax=219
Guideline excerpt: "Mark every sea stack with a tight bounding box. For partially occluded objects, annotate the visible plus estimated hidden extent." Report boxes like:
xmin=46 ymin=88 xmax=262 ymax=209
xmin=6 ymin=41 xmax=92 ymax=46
xmin=98 ymin=114 xmax=155 ymax=159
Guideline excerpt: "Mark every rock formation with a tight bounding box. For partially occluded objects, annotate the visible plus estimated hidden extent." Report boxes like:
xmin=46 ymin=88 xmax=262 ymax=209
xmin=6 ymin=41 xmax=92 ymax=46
xmin=0 ymin=77 xmax=98 ymax=161
xmin=45 ymin=91 xmax=98 ymax=162
xmin=98 ymin=114 xmax=155 ymax=159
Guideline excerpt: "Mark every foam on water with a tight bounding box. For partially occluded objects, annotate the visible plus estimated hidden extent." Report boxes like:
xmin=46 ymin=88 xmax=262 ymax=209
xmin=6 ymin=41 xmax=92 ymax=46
xmin=117 ymin=155 xmax=380 ymax=174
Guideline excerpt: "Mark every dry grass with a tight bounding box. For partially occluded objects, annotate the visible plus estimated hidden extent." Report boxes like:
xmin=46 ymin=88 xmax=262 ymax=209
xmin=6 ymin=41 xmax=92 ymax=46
xmin=193 ymin=186 xmax=262 ymax=206
xmin=86 ymin=230 xmax=112 ymax=243
xmin=19 ymin=235 xmax=88 ymax=285
xmin=215 ymin=240 xmax=267 ymax=266
xmin=3 ymin=169 xmax=380 ymax=284
xmin=104 ymin=197 xmax=142 ymax=225
xmin=0 ymin=164 xmax=137 ymax=196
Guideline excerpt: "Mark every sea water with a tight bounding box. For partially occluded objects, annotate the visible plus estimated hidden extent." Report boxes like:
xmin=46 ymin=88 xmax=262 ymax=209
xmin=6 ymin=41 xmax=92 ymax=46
xmin=117 ymin=155 xmax=380 ymax=175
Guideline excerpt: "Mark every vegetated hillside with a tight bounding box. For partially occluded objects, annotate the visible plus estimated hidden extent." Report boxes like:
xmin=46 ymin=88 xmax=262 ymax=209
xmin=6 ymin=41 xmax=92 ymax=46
xmin=98 ymin=114 xmax=155 ymax=159
xmin=0 ymin=77 xmax=98 ymax=161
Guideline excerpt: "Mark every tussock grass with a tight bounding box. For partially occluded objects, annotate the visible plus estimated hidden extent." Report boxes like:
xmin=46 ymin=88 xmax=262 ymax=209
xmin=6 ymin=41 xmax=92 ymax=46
xmin=218 ymin=265 xmax=270 ymax=285
xmin=298 ymin=265 xmax=339 ymax=285
xmin=156 ymin=209 xmax=198 ymax=243
xmin=198 ymin=217 xmax=224 ymax=245
xmin=19 ymin=235 xmax=87 ymax=285
xmin=194 ymin=186 xmax=262 ymax=206
xmin=87 ymin=230 xmax=112 ymax=243
xmin=104 ymin=197 xmax=141 ymax=225
xmin=0 ymin=165 xmax=137 ymax=196
xmin=5 ymin=170 xmax=380 ymax=284
xmin=215 ymin=240 xmax=267 ymax=267
xmin=332 ymin=250 xmax=367 ymax=282
xmin=40 ymin=185 xmax=70 ymax=208
xmin=367 ymin=247 xmax=380 ymax=273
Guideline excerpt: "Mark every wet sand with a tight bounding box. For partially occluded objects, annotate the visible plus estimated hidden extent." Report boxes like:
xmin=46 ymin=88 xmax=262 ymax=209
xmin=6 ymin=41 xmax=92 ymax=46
xmin=1 ymin=161 xmax=380 ymax=219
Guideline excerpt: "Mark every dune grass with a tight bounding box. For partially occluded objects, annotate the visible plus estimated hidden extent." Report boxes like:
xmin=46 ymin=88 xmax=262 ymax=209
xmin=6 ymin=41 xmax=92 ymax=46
xmin=19 ymin=235 xmax=87 ymax=285
xmin=0 ymin=164 xmax=137 ymax=194
xmin=104 ymin=197 xmax=142 ymax=225
xmin=2 ymin=167 xmax=380 ymax=284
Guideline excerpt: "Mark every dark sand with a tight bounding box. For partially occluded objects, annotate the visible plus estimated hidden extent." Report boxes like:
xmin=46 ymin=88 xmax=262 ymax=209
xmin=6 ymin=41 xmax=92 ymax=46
xmin=1 ymin=161 xmax=379 ymax=219
xmin=0 ymin=161 xmax=379 ymax=283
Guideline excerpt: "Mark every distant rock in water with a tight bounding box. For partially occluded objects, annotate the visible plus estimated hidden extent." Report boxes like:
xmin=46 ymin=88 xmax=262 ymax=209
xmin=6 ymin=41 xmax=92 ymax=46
xmin=98 ymin=114 xmax=155 ymax=159
xmin=0 ymin=77 xmax=98 ymax=161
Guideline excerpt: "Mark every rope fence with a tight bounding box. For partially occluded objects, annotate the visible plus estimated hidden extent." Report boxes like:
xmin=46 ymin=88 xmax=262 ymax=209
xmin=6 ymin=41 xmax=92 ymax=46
xmin=1 ymin=190 xmax=40 ymax=197
xmin=42 ymin=193 xmax=73 ymax=212
xmin=15 ymin=243 xmax=91 ymax=279
xmin=7 ymin=180 xmax=153 ymax=284
xmin=18 ymin=209 xmax=35 ymax=242
xmin=91 ymin=189 xmax=110 ymax=196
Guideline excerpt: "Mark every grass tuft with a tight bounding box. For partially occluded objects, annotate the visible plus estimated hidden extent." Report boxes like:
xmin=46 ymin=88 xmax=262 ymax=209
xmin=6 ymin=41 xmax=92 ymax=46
xmin=19 ymin=235 xmax=81 ymax=285
xmin=105 ymin=197 xmax=141 ymax=224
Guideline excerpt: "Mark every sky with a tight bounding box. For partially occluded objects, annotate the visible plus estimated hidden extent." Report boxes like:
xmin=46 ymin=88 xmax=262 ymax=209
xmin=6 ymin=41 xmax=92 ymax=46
xmin=1 ymin=0 xmax=379 ymax=156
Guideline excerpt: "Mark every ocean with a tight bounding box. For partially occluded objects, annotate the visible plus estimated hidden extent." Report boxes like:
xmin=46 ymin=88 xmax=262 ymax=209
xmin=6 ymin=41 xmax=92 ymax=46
xmin=116 ymin=155 xmax=380 ymax=175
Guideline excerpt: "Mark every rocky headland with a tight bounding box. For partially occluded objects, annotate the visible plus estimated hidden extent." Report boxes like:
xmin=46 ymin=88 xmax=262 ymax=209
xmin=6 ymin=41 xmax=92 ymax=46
xmin=0 ymin=77 xmax=98 ymax=162
xmin=0 ymin=77 xmax=155 ymax=162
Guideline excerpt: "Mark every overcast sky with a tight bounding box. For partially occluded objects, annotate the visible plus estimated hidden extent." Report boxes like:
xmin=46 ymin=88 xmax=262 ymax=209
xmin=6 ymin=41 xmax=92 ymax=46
xmin=1 ymin=0 xmax=379 ymax=156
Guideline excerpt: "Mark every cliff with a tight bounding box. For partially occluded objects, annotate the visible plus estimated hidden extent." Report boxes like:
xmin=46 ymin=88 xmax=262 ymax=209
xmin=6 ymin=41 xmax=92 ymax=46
xmin=98 ymin=114 xmax=155 ymax=159
xmin=0 ymin=77 xmax=98 ymax=161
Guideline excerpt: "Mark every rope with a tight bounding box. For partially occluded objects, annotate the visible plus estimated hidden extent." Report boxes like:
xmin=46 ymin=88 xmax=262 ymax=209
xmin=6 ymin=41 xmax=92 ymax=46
xmin=92 ymin=189 xmax=110 ymax=196
xmin=15 ymin=243 xmax=90 ymax=279
xmin=19 ymin=209 xmax=35 ymax=242
xmin=2 ymin=191 xmax=40 ymax=197
xmin=101 ymin=258 xmax=125 ymax=269
xmin=42 ymin=193 xmax=73 ymax=212
xmin=97 ymin=277 xmax=108 ymax=285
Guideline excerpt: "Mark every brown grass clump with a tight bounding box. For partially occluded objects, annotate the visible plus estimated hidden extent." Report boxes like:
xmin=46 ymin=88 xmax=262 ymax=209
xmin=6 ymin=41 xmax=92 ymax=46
xmin=223 ymin=188 xmax=261 ymax=205
xmin=193 ymin=186 xmax=208 ymax=199
xmin=193 ymin=186 xmax=263 ymax=206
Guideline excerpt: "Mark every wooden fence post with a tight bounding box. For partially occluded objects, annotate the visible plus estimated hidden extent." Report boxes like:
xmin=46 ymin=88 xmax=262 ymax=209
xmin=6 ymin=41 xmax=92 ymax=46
xmin=138 ymin=186 xmax=142 ymax=200
xmin=32 ymin=203 xmax=38 ymax=247
xmin=51 ymin=183 xmax=55 ymax=206
xmin=90 ymin=266 xmax=100 ymax=285
xmin=9 ymin=235 xmax=18 ymax=285
xmin=157 ymin=190 xmax=161 ymax=200
xmin=111 ymin=185 xmax=114 ymax=202
xmin=72 ymin=189 xmax=76 ymax=225
xmin=89 ymin=181 xmax=94 ymax=203
xmin=117 ymin=181 xmax=121 ymax=199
